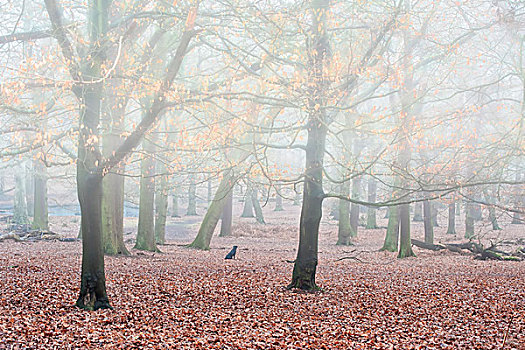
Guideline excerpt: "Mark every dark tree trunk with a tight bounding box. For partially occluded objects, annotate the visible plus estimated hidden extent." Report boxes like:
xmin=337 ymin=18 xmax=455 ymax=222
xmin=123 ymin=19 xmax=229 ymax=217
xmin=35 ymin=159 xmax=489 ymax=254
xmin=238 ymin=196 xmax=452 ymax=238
xmin=186 ymin=178 xmax=197 ymax=216
xmin=251 ymin=188 xmax=265 ymax=224
xmin=423 ymin=200 xmax=433 ymax=244
xmin=366 ymin=177 xmax=378 ymax=229
xmin=32 ymin=157 xmax=48 ymax=230
xmin=446 ymin=202 xmax=456 ymax=234
xmin=241 ymin=186 xmax=254 ymax=217
xmin=219 ymin=191 xmax=233 ymax=237
xmin=189 ymin=171 xmax=234 ymax=250
xmin=288 ymin=0 xmax=330 ymax=291
xmin=398 ymin=203 xmax=415 ymax=258
xmin=413 ymin=201 xmax=423 ymax=222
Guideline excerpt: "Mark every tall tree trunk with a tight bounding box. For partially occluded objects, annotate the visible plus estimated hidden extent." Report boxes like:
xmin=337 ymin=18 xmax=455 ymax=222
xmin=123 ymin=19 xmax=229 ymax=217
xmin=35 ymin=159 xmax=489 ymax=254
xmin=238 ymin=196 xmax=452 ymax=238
xmin=241 ymin=186 xmax=254 ymax=217
xmin=135 ymin=137 xmax=158 ymax=252
xmin=288 ymin=0 xmax=330 ymax=291
xmin=446 ymin=202 xmax=456 ymax=234
xmin=252 ymin=188 xmax=265 ymax=224
xmin=381 ymin=206 xmax=399 ymax=252
xmin=366 ymin=177 xmax=378 ymax=229
xmin=413 ymin=202 xmax=423 ymax=221
xmin=431 ymin=204 xmax=439 ymax=227
xmin=25 ymin=163 xmax=34 ymax=218
xmin=186 ymin=178 xmax=197 ymax=216
xmin=398 ymin=203 xmax=415 ymax=258
xmin=155 ymin=164 xmax=169 ymax=245
xmin=189 ymin=171 xmax=234 ymax=250
xmin=349 ymin=176 xmax=360 ymax=237
xmin=32 ymin=156 xmax=48 ymax=230
xmin=219 ymin=191 xmax=233 ymax=237
xmin=207 ymin=178 xmax=212 ymax=207
xmin=423 ymin=200 xmax=433 ymax=244
xmin=483 ymin=189 xmax=501 ymax=230
xmin=337 ymin=181 xmax=351 ymax=245
xmin=465 ymin=202 xmax=475 ymax=239
xmin=274 ymin=184 xmax=284 ymax=211
xmin=13 ymin=166 xmax=29 ymax=225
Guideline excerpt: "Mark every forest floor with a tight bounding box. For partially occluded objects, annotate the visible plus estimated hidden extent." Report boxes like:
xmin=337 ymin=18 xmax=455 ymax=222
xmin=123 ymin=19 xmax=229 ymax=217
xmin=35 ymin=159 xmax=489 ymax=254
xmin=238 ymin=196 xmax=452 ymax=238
xmin=0 ymin=204 xmax=524 ymax=349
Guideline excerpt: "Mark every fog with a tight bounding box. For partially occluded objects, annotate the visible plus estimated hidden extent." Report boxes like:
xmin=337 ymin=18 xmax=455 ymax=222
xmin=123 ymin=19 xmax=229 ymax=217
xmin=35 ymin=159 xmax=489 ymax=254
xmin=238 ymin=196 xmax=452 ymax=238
xmin=0 ymin=0 xmax=523 ymax=345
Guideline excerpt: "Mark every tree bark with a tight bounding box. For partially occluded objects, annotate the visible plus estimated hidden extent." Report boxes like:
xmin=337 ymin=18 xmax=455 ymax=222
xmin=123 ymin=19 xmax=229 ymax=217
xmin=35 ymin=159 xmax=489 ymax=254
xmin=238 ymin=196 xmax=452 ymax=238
xmin=381 ymin=206 xmax=399 ymax=252
xmin=446 ymin=202 xmax=456 ymax=234
xmin=365 ymin=176 xmax=378 ymax=229
xmin=241 ymin=186 xmax=254 ymax=217
xmin=252 ymin=188 xmax=265 ymax=224
xmin=135 ymin=137 xmax=159 ymax=252
xmin=219 ymin=191 xmax=233 ymax=237
xmin=337 ymin=181 xmax=351 ymax=245
xmin=465 ymin=202 xmax=475 ymax=239
xmin=155 ymin=163 xmax=169 ymax=245
xmin=413 ymin=202 xmax=423 ymax=222
xmin=186 ymin=178 xmax=198 ymax=216
xmin=274 ymin=184 xmax=284 ymax=211
xmin=398 ymin=203 xmax=415 ymax=258
xmin=14 ymin=165 xmax=29 ymax=225
xmin=288 ymin=0 xmax=330 ymax=291
xmin=423 ymin=200 xmax=433 ymax=244
xmin=349 ymin=176 xmax=360 ymax=237
xmin=32 ymin=156 xmax=48 ymax=230
xmin=188 ymin=171 xmax=234 ymax=250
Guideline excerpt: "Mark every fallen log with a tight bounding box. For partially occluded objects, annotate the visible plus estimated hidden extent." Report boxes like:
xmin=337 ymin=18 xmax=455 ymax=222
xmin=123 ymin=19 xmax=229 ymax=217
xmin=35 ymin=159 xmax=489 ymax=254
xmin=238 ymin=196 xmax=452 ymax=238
xmin=0 ymin=233 xmax=22 ymax=242
xmin=411 ymin=239 xmax=446 ymax=251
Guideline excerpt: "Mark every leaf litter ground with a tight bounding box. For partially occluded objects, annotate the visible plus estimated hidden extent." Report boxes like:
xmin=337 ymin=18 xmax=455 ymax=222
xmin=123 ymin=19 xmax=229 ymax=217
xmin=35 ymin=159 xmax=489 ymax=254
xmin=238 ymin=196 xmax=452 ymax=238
xmin=0 ymin=206 xmax=523 ymax=349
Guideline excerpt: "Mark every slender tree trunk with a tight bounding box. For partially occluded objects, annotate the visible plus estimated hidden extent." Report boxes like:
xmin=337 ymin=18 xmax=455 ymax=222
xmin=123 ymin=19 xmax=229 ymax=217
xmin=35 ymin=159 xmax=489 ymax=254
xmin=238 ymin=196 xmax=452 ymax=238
xmin=13 ymin=166 xmax=29 ymax=225
xmin=188 ymin=171 xmax=234 ymax=250
xmin=337 ymin=181 xmax=351 ymax=245
xmin=465 ymin=202 xmax=475 ymax=239
xmin=366 ymin=177 xmax=378 ymax=229
xmin=135 ymin=137 xmax=158 ymax=252
xmin=381 ymin=206 xmax=399 ymax=252
xmin=207 ymin=178 xmax=212 ymax=207
xmin=25 ymin=163 xmax=34 ymax=218
xmin=219 ymin=191 xmax=233 ymax=237
xmin=349 ymin=176 xmax=360 ymax=237
xmin=483 ymin=190 xmax=501 ymax=230
xmin=186 ymin=178 xmax=197 ymax=216
xmin=432 ymin=204 xmax=439 ymax=227
xmin=446 ymin=202 xmax=456 ymax=234
xmin=288 ymin=0 xmax=330 ymax=290
xmin=423 ymin=200 xmax=433 ymax=244
xmin=251 ymin=188 xmax=265 ymax=224
xmin=241 ymin=186 xmax=254 ymax=217
xmin=32 ymin=156 xmax=48 ymax=230
xmin=274 ymin=184 xmax=284 ymax=211
xmin=155 ymin=164 xmax=169 ymax=245
xmin=413 ymin=202 xmax=423 ymax=222
xmin=398 ymin=203 xmax=415 ymax=258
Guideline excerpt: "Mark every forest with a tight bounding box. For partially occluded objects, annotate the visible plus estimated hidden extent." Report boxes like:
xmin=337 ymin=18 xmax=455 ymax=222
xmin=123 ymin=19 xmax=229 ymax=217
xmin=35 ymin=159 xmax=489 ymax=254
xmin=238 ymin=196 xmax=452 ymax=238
xmin=0 ymin=0 xmax=524 ymax=348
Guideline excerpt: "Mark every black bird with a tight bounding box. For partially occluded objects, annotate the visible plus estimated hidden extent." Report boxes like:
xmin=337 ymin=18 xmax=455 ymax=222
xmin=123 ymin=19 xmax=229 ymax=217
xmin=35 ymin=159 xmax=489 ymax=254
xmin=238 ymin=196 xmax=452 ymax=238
xmin=225 ymin=246 xmax=238 ymax=259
